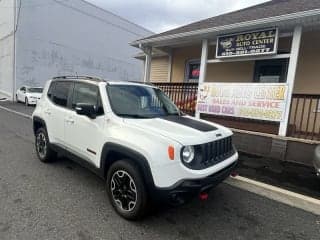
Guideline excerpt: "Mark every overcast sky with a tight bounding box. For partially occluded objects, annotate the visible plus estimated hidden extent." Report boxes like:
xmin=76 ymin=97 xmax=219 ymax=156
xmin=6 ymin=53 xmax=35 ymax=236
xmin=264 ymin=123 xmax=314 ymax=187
xmin=86 ymin=0 xmax=269 ymax=33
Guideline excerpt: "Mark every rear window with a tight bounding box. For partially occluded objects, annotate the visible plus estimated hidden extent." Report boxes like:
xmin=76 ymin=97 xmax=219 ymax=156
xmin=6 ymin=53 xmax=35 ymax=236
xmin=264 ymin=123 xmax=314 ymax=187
xmin=48 ymin=81 xmax=72 ymax=107
xmin=47 ymin=83 xmax=55 ymax=99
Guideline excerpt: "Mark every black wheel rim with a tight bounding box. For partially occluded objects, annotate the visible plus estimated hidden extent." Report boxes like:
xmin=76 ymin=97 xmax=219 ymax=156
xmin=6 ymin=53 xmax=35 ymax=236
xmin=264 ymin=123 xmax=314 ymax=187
xmin=36 ymin=132 xmax=47 ymax=159
xmin=111 ymin=170 xmax=137 ymax=212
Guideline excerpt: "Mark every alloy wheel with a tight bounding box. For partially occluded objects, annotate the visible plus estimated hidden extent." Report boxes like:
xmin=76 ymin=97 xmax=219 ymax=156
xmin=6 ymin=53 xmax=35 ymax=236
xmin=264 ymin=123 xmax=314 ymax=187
xmin=36 ymin=132 xmax=47 ymax=159
xmin=111 ymin=170 xmax=137 ymax=212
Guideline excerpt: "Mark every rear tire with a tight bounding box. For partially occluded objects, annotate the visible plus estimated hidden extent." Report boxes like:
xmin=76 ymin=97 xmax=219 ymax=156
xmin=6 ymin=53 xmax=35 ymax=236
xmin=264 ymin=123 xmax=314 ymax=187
xmin=35 ymin=127 xmax=56 ymax=163
xmin=106 ymin=160 xmax=149 ymax=220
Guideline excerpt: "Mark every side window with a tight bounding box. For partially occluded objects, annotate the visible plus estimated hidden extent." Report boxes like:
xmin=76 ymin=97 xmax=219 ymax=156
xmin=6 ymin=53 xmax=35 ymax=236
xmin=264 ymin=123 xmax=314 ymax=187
xmin=185 ymin=59 xmax=200 ymax=82
xmin=21 ymin=87 xmax=26 ymax=91
xmin=51 ymin=82 xmax=72 ymax=107
xmin=72 ymin=83 xmax=104 ymax=116
xmin=47 ymin=82 xmax=56 ymax=100
xmin=254 ymin=59 xmax=289 ymax=83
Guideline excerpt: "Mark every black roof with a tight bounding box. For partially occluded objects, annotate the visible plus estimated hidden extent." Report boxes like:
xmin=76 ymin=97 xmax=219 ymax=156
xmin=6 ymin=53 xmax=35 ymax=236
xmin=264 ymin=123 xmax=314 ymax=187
xmin=136 ymin=0 xmax=320 ymax=42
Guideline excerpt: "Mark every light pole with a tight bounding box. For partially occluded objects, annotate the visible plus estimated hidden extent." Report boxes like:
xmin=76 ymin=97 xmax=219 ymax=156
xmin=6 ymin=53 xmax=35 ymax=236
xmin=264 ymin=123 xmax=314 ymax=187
xmin=12 ymin=0 xmax=17 ymax=102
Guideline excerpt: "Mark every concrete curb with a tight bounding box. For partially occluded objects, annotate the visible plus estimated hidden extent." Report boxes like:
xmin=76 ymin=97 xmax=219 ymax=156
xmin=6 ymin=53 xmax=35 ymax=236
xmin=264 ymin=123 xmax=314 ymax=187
xmin=225 ymin=175 xmax=320 ymax=216
xmin=231 ymin=127 xmax=320 ymax=145
xmin=0 ymin=105 xmax=32 ymax=119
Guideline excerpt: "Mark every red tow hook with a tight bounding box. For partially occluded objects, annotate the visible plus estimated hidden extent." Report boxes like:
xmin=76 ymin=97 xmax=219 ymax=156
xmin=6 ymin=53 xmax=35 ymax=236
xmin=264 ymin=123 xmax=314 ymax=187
xmin=230 ymin=171 xmax=238 ymax=177
xmin=199 ymin=192 xmax=208 ymax=201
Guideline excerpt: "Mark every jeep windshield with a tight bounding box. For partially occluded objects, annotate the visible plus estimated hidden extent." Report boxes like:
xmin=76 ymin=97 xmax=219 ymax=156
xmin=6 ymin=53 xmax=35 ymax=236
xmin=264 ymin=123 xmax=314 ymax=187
xmin=107 ymin=84 xmax=181 ymax=118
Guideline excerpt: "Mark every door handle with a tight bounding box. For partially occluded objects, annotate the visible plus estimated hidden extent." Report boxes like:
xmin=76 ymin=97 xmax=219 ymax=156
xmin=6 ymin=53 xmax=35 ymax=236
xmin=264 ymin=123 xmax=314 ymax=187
xmin=44 ymin=109 xmax=51 ymax=115
xmin=65 ymin=118 xmax=75 ymax=124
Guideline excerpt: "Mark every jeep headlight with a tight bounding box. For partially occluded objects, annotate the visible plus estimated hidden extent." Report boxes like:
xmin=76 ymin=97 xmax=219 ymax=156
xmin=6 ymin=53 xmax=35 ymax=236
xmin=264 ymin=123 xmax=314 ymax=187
xmin=181 ymin=146 xmax=195 ymax=163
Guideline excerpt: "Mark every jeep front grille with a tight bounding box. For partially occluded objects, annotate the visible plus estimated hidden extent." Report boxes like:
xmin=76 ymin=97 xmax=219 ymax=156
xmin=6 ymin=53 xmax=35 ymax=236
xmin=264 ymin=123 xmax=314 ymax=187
xmin=181 ymin=136 xmax=236 ymax=170
xmin=201 ymin=136 xmax=234 ymax=168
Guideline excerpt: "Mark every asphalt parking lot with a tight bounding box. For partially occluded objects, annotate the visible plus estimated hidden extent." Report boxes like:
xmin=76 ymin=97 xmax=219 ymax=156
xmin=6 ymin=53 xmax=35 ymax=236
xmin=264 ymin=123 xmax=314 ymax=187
xmin=0 ymin=101 xmax=35 ymax=116
xmin=0 ymin=102 xmax=319 ymax=240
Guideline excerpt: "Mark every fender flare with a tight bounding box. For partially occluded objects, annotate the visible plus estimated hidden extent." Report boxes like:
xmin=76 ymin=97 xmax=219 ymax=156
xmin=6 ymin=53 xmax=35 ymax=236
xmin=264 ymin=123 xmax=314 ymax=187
xmin=100 ymin=142 xmax=155 ymax=190
xmin=33 ymin=116 xmax=47 ymax=135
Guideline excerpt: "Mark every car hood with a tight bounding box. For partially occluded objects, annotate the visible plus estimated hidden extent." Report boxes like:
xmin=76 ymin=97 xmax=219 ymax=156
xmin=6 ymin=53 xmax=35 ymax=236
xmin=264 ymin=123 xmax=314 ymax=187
xmin=123 ymin=115 xmax=232 ymax=145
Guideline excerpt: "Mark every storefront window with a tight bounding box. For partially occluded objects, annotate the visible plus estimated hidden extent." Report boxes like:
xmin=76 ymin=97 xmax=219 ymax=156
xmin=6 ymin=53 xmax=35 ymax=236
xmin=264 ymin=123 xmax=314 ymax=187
xmin=254 ymin=59 xmax=289 ymax=83
xmin=185 ymin=60 xmax=200 ymax=81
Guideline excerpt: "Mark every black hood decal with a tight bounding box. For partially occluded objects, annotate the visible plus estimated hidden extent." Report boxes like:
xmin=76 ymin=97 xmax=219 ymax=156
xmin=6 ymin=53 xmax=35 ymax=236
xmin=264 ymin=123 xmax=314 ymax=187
xmin=159 ymin=115 xmax=217 ymax=132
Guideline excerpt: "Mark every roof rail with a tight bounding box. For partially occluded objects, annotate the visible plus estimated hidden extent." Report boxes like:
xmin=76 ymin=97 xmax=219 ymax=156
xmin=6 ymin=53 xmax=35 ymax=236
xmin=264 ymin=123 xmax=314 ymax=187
xmin=52 ymin=75 xmax=99 ymax=80
xmin=128 ymin=80 xmax=154 ymax=86
xmin=52 ymin=75 xmax=106 ymax=83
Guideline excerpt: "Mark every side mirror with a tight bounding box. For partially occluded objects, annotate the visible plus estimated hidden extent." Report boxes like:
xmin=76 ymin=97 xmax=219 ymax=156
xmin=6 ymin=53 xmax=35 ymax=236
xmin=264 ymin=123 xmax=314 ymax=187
xmin=75 ymin=103 xmax=96 ymax=119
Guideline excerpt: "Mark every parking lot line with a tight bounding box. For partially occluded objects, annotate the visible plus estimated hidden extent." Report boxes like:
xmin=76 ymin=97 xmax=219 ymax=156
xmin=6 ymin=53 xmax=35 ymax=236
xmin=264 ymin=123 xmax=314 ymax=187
xmin=0 ymin=105 xmax=32 ymax=119
xmin=225 ymin=175 xmax=320 ymax=215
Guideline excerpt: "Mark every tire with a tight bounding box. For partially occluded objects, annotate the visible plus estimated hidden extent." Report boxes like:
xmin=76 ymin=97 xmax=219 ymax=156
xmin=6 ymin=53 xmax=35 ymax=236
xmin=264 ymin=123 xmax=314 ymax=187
xmin=106 ymin=160 xmax=149 ymax=220
xmin=25 ymin=97 xmax=29 ymax=106
xmin=16 ymin=94 xmax=19 ymax=103
xmin=35 ymin=127 xmax=57 ymax=163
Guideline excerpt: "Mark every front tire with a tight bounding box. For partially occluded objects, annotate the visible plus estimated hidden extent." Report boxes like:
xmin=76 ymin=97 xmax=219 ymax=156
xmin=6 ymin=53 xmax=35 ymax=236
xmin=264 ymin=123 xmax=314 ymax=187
xmin=25 ymin=97 xmax=29 ymax=106
xmin=35 ymin=128 xmax=56 ymax=163
xmin=107 ymin=160 xmax=149 ymax=220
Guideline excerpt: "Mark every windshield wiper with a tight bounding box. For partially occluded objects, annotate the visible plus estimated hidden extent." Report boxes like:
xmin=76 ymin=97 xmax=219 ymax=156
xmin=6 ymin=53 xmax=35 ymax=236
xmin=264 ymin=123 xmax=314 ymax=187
xmin=117 ymin=114 xmax=154 ymax=119
xmin=165 ymin=111 xmax=182 ymax=116
xmin=166 ymin=113 xmax=179 ymax=116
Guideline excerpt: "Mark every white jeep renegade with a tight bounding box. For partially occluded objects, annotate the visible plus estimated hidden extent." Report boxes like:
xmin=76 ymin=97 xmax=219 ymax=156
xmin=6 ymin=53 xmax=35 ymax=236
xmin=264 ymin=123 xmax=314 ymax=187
xmin=32 ymin=76 xmax=238 ymax=220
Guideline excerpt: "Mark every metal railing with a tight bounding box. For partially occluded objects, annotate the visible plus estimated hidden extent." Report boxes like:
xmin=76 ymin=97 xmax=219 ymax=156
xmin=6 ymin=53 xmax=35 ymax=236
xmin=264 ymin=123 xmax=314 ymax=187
xmin=153 ymin=82 xmax=320 ymax=141
xmin=288 ymin=94 xmax=320 ymax=140
xmin=153 ymin=82 xmax=198 ymax=115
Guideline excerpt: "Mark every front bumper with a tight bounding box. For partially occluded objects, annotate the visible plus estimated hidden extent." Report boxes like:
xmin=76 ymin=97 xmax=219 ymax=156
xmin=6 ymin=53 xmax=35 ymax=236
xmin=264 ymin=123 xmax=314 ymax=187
xmin=152 ymin=151 xmax=238 ymax=188
xmin=154 ymin=160 xmax=237 ymax=204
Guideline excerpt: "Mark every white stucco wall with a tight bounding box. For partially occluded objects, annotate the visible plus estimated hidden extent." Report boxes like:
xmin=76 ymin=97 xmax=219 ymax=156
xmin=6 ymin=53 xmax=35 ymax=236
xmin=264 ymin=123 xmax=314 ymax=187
xmin=0 ymin=0 xmax=14 ymax=98
xmin=14 ymin=0 xmax=152 ymax=91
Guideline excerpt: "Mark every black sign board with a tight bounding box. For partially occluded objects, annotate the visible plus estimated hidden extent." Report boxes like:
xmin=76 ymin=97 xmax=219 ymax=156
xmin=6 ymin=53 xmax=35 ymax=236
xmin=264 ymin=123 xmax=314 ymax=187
xmin=216 ymin=28 xmax=278 ymax=58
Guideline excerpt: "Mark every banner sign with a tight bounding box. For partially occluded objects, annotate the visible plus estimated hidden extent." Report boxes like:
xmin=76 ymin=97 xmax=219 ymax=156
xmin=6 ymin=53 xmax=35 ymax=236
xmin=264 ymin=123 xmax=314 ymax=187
xmin=216 ymin=28 xmax=278 ymax=58
xmin=196 ymin=83 xmax=288 ymax=122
